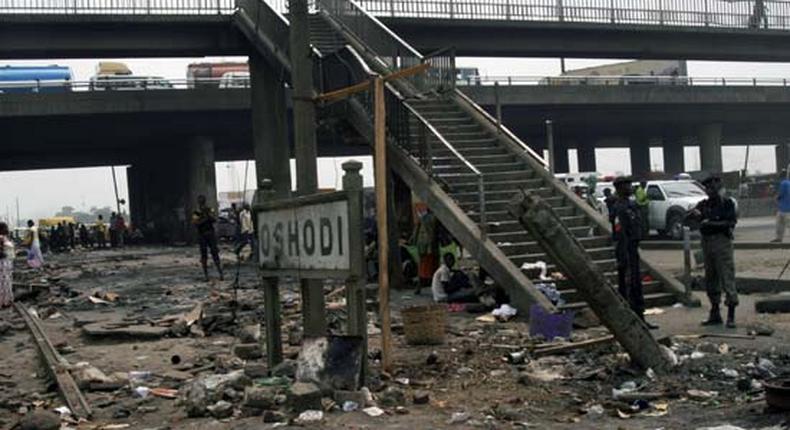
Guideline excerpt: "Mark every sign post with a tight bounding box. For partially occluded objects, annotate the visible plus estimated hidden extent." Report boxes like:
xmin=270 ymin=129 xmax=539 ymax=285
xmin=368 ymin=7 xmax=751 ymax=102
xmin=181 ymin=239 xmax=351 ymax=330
xmin=253 ymin=162 xmax=367 ymax=380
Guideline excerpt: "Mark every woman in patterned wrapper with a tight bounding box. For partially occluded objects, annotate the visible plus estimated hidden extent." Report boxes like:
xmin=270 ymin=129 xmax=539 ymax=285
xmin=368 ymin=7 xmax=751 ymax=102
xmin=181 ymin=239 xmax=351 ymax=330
xmin=0 ymin=222 xmax=15 ymax=308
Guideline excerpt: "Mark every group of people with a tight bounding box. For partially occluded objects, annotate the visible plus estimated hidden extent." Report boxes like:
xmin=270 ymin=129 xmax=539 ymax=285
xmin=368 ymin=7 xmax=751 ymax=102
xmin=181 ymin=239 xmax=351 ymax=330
xmin=191 ymin=196 xmax=255 ymax=282
xmin=606 ymin=174 xmax=739 ymax=329
xmin=45 ymin=212 xmax=134 ymax=252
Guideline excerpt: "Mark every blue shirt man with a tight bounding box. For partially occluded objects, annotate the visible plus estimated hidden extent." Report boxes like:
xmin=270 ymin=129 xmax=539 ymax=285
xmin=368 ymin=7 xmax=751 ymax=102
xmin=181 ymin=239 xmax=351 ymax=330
xmin=774 ymin=177 xmax=790 ymax=243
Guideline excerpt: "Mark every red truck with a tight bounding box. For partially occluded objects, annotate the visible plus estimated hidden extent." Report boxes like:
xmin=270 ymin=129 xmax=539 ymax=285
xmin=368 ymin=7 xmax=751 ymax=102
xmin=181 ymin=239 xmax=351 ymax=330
xmin=187 ymin=62 xmax=249 ymax=88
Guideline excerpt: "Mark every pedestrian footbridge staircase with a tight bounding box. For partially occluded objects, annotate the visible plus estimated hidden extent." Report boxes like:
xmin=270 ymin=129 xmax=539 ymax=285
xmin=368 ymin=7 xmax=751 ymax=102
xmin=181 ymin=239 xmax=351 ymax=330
xmin=234 ymin=0 xmax=689 ymax=315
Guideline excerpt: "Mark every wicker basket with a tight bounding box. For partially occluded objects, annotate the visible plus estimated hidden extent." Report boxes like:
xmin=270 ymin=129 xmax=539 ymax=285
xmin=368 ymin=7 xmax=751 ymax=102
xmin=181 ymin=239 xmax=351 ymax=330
xmin=401 ymin=305 xmax=447 ymax=345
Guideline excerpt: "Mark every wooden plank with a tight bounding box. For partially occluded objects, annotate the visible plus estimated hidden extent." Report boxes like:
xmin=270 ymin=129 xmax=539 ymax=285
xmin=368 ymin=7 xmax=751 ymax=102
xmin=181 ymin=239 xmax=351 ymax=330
xmin=533 ymin=335 xmax=615 ymax=356
xmin=262 ymin=277 xmax=283 ymax=368
xmin=315 ymin=63 xmax=430 ymax=103
xmin=14 ymin=303 xmax=92 ymax=419
xmin=374 ymin=77 xmax=393 ymax=372
xmin=508 ymin=191 xmax=671 ymax=374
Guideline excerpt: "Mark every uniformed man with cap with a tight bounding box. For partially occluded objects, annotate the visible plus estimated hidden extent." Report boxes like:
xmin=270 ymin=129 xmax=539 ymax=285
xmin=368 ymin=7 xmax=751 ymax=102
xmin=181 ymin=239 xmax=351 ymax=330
xmin=611 ymin=176 xmax=659 ymax=329
xmin=687 ymin=174 xmax=739 ymax=328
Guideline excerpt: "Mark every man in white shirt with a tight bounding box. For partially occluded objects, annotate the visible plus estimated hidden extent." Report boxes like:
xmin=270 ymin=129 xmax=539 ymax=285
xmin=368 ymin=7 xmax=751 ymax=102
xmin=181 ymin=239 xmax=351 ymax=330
xmin=431 ymin=253 xmax=477 ymax=303
xmin=431 ymin=256 xmax=452 ymax=302
xmin=235 ymin=204 xmax=256 ymax=260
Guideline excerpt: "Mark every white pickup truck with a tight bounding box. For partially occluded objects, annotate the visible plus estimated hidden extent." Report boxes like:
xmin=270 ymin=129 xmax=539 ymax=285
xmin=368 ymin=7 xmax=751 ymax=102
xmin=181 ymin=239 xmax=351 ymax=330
xmin=595 ymin=180 xmax=714 ymax=240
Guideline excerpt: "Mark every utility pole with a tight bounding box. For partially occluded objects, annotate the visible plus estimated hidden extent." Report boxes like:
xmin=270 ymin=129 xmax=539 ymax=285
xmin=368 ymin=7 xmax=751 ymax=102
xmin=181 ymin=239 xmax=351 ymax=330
xmin=289 ymin=0 xmax=326 ymax=337
xmin=16 ymin=197 xmax=20 ymax=228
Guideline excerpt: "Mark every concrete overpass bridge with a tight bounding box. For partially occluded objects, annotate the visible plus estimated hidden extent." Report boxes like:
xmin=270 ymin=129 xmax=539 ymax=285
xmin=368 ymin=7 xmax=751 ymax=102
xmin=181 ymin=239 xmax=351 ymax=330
xmin=4 ymin=80 xmax=790 ymax=176
xmin=5 ymin=0 xmax=790 ymax=61
xmin=460 ymin=80 xmax=790 ymax=174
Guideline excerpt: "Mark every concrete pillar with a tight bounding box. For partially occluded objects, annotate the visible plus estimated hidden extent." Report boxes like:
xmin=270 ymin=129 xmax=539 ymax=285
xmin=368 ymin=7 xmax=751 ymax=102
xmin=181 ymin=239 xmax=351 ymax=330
xmin=699 ymin=123 xmax=723 ymax=173
xmin=577 ymin=143 xmax=597 ymax=173
xmin=130 ymin=146 xmax=191 ymax=243
xmin=185 ymin=136 xmax=218 ymax=243
xmin=776 ymin=143 xmax=790 ymax=174
xmin=630 ymin=137 xmax=651 ymax=178
xmin=250 ymin=51 xmax=292 ymax=197
xmin=662 ymin=137 xmax=686 ymax=175
xmin=554 ymin=144 xmax=570 ymax=173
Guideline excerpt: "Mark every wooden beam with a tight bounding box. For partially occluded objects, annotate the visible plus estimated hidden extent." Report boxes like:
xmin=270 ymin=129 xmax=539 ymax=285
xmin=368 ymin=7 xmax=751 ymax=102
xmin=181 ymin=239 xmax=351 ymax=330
xmin=374 ymin=77 xmax=393 ymax=372
xmin=508 ymin=191 xmax=671 ymax=374
xmin=15 ymin=303 xmax=92 ymax=419
xmin=315 ymin=63 xmax=430 ymax=103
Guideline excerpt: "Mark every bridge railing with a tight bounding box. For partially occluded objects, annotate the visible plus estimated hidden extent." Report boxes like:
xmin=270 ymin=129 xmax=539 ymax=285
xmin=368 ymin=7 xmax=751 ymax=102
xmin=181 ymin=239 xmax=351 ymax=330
xmin=354 ymin=0 xmax=790 ymax=31
xmin=0 ymin=0 xmax=235 ymax=14
xmin=458 ymin=75 xmax=790 ymax=87
xmin=0 ymin=77 xmax=251 ymax=93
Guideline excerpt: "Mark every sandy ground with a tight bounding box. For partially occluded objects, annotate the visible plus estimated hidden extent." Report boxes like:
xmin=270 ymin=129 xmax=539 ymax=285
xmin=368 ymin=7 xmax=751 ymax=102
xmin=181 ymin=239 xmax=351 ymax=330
xmin=1 ymin=235 xmax=789 ymax=430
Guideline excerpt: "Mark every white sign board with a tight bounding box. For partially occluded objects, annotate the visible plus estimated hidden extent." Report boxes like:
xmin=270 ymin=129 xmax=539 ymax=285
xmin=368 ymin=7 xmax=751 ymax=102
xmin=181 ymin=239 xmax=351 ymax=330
xmin=258 ymin=200 xmax=350 ymax=272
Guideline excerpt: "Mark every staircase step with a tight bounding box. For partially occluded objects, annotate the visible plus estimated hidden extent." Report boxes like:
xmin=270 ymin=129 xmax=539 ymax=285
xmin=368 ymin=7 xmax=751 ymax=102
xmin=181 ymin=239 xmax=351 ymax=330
xmin=558 ymin=292 xmax=677 ymax=312
xmin=489 ymin=224 xmax=594 ymax=243
xmin=558 ymin=281 xmax=664 ymax=303
xmin=433 ymin=162 xmax=526 ymax=175
xmin=434 ymin=146 xmax=510 ymax=158
xmin=509 ymin=247 xmax=614 ymax=267
xmin=449 ymin=178 xmax=544 ymax=193
xmin=452 ymin=187 xmax=554 ymax=203
xmin=433 ymin=154 xmax=517 ymax=167
xmin=498 ymin=236 xmax=611 ymax=256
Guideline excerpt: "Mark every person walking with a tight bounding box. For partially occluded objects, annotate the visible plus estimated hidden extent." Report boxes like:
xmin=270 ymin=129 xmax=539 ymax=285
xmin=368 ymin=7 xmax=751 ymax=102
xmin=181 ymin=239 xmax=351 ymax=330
xmin=25 ymin=220 xmax=44 ymax=269
xmin=235 ymin=204 xmax=255 ymax=260
xmin=688 ymin=175 xmax=739 ymax=328
xmin=192 ymin=195 xmax=223 ymax=281
xmin=611 ymin=177 xmax=658 ymax=329
xmin=95 ymin=215 xmax=108 ymax=249
xmin=0 ymin=222 xmax=14 ymax=308
xmin=772 ymin=171 xmax=790 ymax=243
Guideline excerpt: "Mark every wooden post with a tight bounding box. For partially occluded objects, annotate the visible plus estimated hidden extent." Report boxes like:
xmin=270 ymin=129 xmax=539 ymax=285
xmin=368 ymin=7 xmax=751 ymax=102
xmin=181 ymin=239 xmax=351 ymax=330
xmin=343 ymin=160 xmax=368 ymax=382
xmin=262 ymin=277 xmax=283 ymax=367
xmin=374 ymin=77 xmax=393 ymax=372
xmin=256 ymin=179 xmax=283 ymax=368
xmin=508 ymin=191 xmax=671 ymax=374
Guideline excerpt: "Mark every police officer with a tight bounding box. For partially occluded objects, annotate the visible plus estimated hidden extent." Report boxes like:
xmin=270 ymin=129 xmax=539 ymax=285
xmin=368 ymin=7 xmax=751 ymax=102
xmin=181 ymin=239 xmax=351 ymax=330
xmin=687 ymin=175 xmax=738 ymax=328
xmin=611 ymin=177 xmax=659 ymax=329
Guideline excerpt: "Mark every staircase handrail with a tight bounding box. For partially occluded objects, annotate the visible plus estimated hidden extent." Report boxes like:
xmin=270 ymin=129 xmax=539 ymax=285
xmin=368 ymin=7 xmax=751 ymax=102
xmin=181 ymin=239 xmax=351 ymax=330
xmin=454 ymin=87 xmax=548 ymax=169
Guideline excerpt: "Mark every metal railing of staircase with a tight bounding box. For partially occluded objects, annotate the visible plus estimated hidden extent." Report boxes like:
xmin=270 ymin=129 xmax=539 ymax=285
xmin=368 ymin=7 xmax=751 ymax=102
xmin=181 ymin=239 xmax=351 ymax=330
xmin=353 ymin=0 xmax=790 ymax=31
xmin=384 ymin=86 xmax=487 ymax=239
xmin=0 ymin=0 xmax=235 ymax=14
xmin=454 ymin=86 xmax=548 ymax=170
xmin=317 ymin=0 xmax=455 ymax=94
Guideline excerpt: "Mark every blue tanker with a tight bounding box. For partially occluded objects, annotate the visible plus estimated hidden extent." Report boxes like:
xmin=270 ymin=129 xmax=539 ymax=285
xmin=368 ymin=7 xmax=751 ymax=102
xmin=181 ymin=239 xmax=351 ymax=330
xmin=0 ymin=65 xmax=73 ymax=93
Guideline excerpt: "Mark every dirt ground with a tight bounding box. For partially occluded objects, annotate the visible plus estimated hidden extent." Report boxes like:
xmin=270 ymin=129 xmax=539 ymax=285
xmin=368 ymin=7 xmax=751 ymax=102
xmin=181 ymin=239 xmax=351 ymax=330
xmin=2 ymin=241 xmax=790 ymax=430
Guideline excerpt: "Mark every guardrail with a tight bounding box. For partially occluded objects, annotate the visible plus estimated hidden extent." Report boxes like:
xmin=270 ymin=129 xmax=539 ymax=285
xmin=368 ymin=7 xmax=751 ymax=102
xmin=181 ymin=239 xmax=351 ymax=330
xmin=0 ymin=77 xmax=250 ymax=93
xmin=0 ymin=0 xmax=236 ymax=14
xmin=457 ymin=75 xmax=790 ymax=87
xmin=355 ymin=0 xmax=790 ymax=31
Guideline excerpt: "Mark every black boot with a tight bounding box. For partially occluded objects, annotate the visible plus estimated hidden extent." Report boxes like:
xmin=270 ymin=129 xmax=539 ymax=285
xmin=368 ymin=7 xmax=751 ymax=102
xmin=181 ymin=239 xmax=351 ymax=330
xmin=726 ymin=305 xmax=736 ymax=329
xmin=641 ymin=315 xmax=659 ymax=330
xmin=701 ymin=304 xmax=723 ymax=326
xmin=202 ymin=264 xmax=210 ymax=282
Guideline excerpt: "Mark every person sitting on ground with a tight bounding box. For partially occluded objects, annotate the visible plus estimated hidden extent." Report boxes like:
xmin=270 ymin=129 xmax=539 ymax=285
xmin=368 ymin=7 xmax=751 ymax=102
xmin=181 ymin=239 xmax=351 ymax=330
xmin=431 ymin=253 xmax=478 ymax=304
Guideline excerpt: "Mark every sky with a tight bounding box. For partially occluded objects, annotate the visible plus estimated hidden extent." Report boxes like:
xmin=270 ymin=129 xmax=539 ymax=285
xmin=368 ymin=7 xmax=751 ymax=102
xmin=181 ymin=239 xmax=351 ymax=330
xmin=1 ymin=56 xmax=788 ymax=224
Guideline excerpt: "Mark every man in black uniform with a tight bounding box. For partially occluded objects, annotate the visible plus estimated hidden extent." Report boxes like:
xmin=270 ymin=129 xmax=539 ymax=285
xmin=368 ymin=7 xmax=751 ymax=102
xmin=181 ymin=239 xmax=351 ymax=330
xmin=192 ymin=195 xmax=224 ymax=281
xmin=687 ymin=175 xmax=738 ymax=328
xmin=611 ymin=177 xmax=659 ymax=329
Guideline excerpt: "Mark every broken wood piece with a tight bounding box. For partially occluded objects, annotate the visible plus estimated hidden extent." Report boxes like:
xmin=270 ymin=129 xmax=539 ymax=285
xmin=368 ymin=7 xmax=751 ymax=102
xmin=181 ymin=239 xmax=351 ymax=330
xmin=755 ymin=295 xmax=790 ymax=314
xmin=82 ymin=322 xmax=168 ymax=340
xmin=14 ymin=303 xmax=92 ymax=419
xmin=533 ymin=335 xmax=616 ymax=356
xmin=613 ymin=391 xmax=678 ymax=402
xmin=508 ymin=190 xmax=671 ymax=374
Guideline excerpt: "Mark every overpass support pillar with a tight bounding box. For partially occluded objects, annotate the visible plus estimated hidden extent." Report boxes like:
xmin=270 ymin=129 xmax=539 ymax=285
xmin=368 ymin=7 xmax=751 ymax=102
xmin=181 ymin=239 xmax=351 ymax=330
xmin=663 ymin=138 xmax=685 ymax=175
xmin=554 ymin=144 xmax=570 ymax=173
xmin=776 ymin=143 xmax=790 ymax=174
xmin=699 ymin=123 xmax=723 ymax=173
xmin=186 ymin=136 xmax=218 ymax=243
xmin=128 ymin=139 xmax=216 ymax=244
xmin=577 ymin=143 xmax=596 ymax=173
xmin=630 ymin=137 xmax=651 ymax=178
xmin=250 ymin=51 xmax=292 ymax=196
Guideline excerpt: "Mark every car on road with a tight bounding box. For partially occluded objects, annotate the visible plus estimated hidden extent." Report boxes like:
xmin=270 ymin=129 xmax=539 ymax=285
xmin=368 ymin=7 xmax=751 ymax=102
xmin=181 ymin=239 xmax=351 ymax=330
xmin=593 ymin=180 xmax=732 ymax=240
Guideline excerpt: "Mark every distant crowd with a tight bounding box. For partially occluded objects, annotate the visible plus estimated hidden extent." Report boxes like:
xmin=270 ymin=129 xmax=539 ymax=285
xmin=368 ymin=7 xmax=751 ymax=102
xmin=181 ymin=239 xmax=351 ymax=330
xmin=38 ymin=212 xmax=144 ymax=254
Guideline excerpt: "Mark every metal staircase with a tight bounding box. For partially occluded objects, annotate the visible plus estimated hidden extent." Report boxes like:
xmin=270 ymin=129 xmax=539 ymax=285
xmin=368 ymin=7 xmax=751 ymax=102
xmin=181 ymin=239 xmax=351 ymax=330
xmin=233 ymin=0 xmax=689 ymax=315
